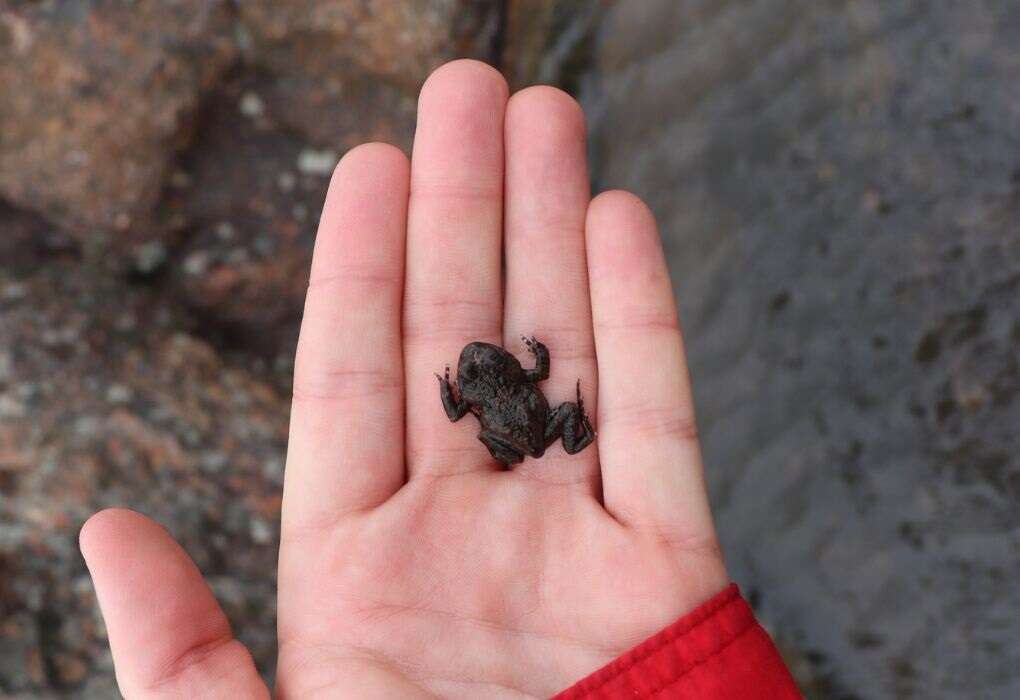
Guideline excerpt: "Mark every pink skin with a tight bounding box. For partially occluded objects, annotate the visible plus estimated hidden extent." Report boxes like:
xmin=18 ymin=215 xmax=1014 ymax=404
xmin=80 ymin=60 xmax=728 ymax=699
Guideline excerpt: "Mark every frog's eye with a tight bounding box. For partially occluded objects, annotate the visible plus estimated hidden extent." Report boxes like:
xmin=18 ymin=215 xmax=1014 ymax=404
xmin=462 ymin=364 xmax=477 ymax=380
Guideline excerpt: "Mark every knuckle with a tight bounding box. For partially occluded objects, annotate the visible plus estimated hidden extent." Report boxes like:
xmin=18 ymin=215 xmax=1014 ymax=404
xmin=292 ymin=366 xmax=402 ymax=402
xmin=603 ymin=404 xmax=699 ymax=442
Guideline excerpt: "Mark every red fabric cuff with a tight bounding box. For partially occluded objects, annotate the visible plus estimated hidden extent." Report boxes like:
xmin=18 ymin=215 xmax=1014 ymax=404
xmin=552 ymin=584 xmax=803 ymax=699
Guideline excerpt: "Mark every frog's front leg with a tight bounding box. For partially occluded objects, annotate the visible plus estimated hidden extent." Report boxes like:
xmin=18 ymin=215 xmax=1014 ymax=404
xmin=522 ymin=336 xmax=549 ymax=382
xmin=544 ymin=380 xmax=595 ymax=455
xmin=436 ymin=366 xmax=469 ymax=421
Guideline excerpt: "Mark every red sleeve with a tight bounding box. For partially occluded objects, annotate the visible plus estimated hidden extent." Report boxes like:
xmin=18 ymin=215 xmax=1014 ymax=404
xmin=552 ymin=584 xmax=803 ymax=699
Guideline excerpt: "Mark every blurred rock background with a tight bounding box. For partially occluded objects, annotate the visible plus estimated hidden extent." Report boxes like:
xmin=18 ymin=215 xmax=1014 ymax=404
xmin=0 ymin=1 xmax=1016 ymax=698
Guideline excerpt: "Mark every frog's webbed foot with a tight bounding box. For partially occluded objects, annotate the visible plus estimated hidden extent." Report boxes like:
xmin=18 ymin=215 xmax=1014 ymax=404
xmin=437 ymin=365 xmax=469 ymax=421
xmin=544 ymin=379 xmax=596 ymax=455
xmin=522 ymin=335 xmax=550 ymax=382
xmin=478 ymin=430 xmax=525 ymax=467
xmin=574 ymin=379 xmax=594 ymax=441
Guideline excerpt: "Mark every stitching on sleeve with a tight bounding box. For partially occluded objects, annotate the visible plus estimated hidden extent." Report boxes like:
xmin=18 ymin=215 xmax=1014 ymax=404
xmin=574 ymin=591 xmax=744 ymax=696
xmin=648 ymin=620 xmax=756 ymax=697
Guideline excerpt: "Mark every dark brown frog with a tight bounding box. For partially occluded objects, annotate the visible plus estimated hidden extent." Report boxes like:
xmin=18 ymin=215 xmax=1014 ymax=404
xmin=436 ymin=337 xmax=595 ymax=466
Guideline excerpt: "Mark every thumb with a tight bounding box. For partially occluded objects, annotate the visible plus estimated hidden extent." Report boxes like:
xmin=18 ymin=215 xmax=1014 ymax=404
xmin=80 ymin=509 xmax=270 ymax=699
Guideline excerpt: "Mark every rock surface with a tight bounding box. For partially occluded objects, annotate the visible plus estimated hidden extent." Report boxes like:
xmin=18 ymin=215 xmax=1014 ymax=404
xmin=0 ymin=0 xmax=236 ymax=250
xmin=238 ymin=0 xmax=500 ymax=150
xmin=584 ymin=1 xmax=1020 ymax=697
xmin=501 ymin=0 xmax=606 ymax=91
xmin=0 ymin=261 xmax=288 ymax=696
xmin=0 ymin=0 xmax=508 ymax=352
xmin=156 ymin=0 xmax=500 ymax=343
xmin=161 ymin=69 xmax=330 ymax=353
xmin=0 ymin=0 xmax=499 ymax=281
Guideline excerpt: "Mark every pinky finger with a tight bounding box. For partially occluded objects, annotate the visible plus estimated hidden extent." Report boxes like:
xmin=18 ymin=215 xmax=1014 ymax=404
xmin=80 ymin=509 xmax=270 ymax=699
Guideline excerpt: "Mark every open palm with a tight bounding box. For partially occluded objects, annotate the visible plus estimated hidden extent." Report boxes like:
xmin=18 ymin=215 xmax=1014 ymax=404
xmin=80 ymin=61 xmax=728 ymax=699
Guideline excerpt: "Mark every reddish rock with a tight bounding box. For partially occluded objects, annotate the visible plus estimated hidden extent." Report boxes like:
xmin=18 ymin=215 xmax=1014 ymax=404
xmin=0 ymin=1 xmax=237 ymax=254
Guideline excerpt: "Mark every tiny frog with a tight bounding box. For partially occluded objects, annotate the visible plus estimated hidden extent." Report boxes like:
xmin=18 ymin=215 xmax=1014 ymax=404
xmin=436 ymin=337 xmax=595 ymax=466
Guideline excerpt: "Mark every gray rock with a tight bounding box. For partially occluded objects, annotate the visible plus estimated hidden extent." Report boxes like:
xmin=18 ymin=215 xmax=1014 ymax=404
xmin=585 ymin=1 xmax=1020 ymax=697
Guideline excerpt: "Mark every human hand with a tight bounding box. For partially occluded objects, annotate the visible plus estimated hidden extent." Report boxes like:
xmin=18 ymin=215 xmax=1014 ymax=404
xmin=80 ymin=60 xmax=728 ymax=699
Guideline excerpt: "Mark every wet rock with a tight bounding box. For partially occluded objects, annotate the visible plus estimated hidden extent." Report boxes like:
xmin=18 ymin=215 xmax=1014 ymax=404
xmin=0 ymin=202 xmax=77 ymax=275
xmin=586 ymin=1 xmax=1020 ymax=697
xmin=502 ymin=0 xmax=607 ymax=91
xmin=237 ymin=0 xmax=502 ymax=150
xmin=0 ymin=0 xmax=237 ymax=253
xmin=160 ymin=70 xmax=326 ymax=353
xmin=0 ymin=262 xmax=288 ymax=693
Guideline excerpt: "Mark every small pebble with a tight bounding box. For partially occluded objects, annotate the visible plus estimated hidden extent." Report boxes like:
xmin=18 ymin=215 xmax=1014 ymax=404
xmin=66 ymin=149 xmax=89 ymax=166
xmin=133 ymin=241 xmax=167 ymax=273
xmin=183 ymin=251 xmax=211 ymax=276
xmin=54 ymin=653 xmax=89 ymax=685
xmin=105 ymin=384 xmax=133 ymax=404
xmin=41 ymin=326 xmax=78 ymax=346
xmin=0 ymin=393 xmax=26 ymax=418
xmin=215 ymin=221 xmax=236 ymax=241
xmin=253 ymin=235 xmax=276 ymax=256
xmin=262 ymin=457 xmax=284 ymax=482
xmin=200 ymin=451 xmax=228 ymax=473
xmin=225 ymin=247 xmax=250 ymax=265
xmin=297 ymin=148 xmax=338 ymax=176
xmin=73 ymin=415 xmax=101 ymax=438
xmin=239 ymin=91 xmax=265 ymax=118
xmin=15 ymin=382 xmax=38 ymax=400
xmin=2 ymin=282 xmax=27 ymax=300
xmin=250 ymin=517 xmax=273 ymax=545
xmin=210 ymin=576 xmax=246 ymax=610
xmin=170 ymin=170 xmax=192 ymax=189
xmin=276 ymin=171 xmax=296 ymax=192
xmin=114 ymin=312 xmax=137 ymax=332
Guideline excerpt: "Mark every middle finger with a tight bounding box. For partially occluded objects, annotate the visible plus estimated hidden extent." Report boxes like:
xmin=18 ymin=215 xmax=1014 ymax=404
xmin=404 ymin=60 xmax=509 ymax=478
xmin=503 ymin=86 xmax=599 ymax=491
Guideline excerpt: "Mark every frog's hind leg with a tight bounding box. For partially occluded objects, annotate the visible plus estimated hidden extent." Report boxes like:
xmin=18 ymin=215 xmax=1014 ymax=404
xmin=478 ymin=431 xmax=525 ymax=466
xmin=545 ymin=380 xmax=595 ymax=455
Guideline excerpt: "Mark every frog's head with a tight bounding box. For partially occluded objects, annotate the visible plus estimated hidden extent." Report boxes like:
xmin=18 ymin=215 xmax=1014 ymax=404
xmin=457 ymin=341 xmax=522 ymax=395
